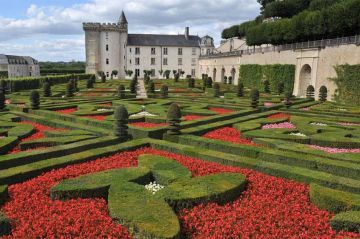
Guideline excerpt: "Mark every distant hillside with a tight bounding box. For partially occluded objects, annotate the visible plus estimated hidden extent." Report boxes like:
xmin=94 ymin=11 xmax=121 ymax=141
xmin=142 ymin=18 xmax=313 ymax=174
xmin=40 ymin=61 xmax=85 ymax=75
xmin=222 ymin=0 xmax=360 ymax=46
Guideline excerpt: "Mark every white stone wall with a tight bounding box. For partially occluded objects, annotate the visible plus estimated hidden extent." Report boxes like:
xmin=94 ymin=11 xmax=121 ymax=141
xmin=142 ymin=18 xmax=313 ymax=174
xmin=100 ymin=31 xmax=121 ymax=78
xmin=126 ymin=46 xmax=200 ymax=79
xmin=85 ymin=30 xmax=100 ymax=74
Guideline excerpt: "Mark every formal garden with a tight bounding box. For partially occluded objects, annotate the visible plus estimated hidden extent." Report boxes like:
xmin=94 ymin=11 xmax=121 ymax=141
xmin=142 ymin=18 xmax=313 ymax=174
xmin=0 ymin=73 xmax=359 ymax=238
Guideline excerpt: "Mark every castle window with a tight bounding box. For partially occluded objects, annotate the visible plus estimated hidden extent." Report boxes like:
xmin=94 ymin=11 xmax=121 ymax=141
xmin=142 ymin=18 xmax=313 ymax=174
xmin=151 ymin=58 xmax=156 ymax=65
xmin=207 ymin=49 xmax=211 ymax=55
xmin=106 ymin=45 xmax=109 ymax=51
xmin=191 ymin=58 xmax=196 ymax=66
xmin=163 ymin=48 xmax=168 ymax=55
xmin=191 ymin=69 xmax=196 ymax=77
xmin=163 ymin=58 xmax=168 ymax=65
xmin=135 ymin=69 xmax=140 ymax=77
xmin=106 ymin=32 xmax=109 ymax=40
xmin=192 ymin=48 xmax=196 ymax=55
xmin=106 ymin=72 xmax=109 ymax=77
xmin=106 ymin=59 xmax=109 ymax=65
xmin=151 ymin=48 xmax=156 ymax=55
xmin=135 ymin=47 xmax=140 ymax=55
xmin=178 ymin=48 xmax=183 ymax=55
xmin=178 ymin=58 xmax=182 ymax=65
xmin=135 ymin=58 xmax=140 ymax=65
xmin=129 ymin=59 xmax=132 ymax=64
xmin=129 ymin=48 xmax=132 ymax=53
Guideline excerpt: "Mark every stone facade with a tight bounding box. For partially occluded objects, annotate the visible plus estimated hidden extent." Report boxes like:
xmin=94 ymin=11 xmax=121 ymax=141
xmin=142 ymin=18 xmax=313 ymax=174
xmin=0 ymin=54 xmax=40 ymax=78
xmin=84 ymin=12 xmax=214 ymax=79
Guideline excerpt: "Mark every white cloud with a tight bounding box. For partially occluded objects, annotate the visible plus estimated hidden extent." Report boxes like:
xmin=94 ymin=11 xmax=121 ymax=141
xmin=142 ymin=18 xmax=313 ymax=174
xmin=0 ymin=0 xmax=260 ymax=61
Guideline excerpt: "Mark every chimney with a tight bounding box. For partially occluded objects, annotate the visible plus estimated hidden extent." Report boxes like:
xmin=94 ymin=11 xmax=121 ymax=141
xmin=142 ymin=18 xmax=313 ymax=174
xmin=185 ymin=27 xmax=189 ymax=40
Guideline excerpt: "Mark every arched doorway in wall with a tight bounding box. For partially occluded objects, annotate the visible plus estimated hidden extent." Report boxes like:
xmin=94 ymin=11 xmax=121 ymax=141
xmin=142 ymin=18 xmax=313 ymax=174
xmin=299 ymin=64 xmax=312 ymax=97
xmin=221 ymin=68 xmax=225 ymax=83
xmin=213 ymin=68 xmax=217 ymax=82
xmin=231 ymin=68 xmax=236 ymax=85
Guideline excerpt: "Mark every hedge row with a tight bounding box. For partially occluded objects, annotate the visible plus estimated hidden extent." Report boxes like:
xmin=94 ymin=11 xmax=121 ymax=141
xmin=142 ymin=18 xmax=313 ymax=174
xmin=239 ymin=64 xmax=295 ymax=93
xmin=0 ymin=211 xmax=11 ymax=237
xmin=331 ymin=65 xmax=360 ymax=106
xmin=330 ymin=211 xmax=360 ymax=233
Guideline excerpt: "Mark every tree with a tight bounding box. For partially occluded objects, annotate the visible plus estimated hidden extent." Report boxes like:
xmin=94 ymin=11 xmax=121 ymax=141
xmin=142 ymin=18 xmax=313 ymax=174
xmin=223 ymin=76 xmax=227 ymax=84
xmin=277 ymin=82 xmax=285 ymax=95
xmin=101 ymin=73 xmax=106 ymax=83
xmin=125 ymin=70 xmax=133 ymax=77
xmin=306 ymin=85 xmax=315 ymax=99
xmin=161 ymin=84 xmax=168 ymax=98
xmin=0 ymin=80 xmax=6 ymax=94
xmin=130 ymin=80 xmax=137 ymax=94
xmin=145 ymin=74 xmax=151 ymax=85
xmin=263 ymin=80 xmax=270 ymax=93
xmin=43 ymin=82 xmax=52 ymax=97
xmin=111 ymin=70 xmax=118 ymax=79
xmin=0 ymin=92 xmax=5 ymax=111
xmin=164 ymin=70 xmax=170 ymax=79
xmin=250 ymin=89 xmax=260 ymax=108
xmin=118 ymin=85 xmax=126 ymax=99
xmin=166 ymin=103 xmax=182 ymax=135
xmin=188 ymin=78 xmax=195 ymax=88
xmin=30 ymin=90 xmax=40 ymax=109
xmin=213 ymin=83 xmax=220 ymax=97
xmin=284 ymin=92 xmax=292 ymax=108
xmin=206 ymin=77 xmax=213 ymax=88
xmin=148 ymin=81 xmax=155 ymax=94
xmin=174 ymin=73 xmax=180 ymax=82
xmin=66 ymin=82 xmax=74 ymax=97
xmin=237 ymin=83 xmax=244 ymax=97
xmin=114 ymin=106 xmax=129 ymax=140
xmin=87 ymin=78 xmax=94 ymax=89
xmin=319 ymin=86 xmax=328 ymax=102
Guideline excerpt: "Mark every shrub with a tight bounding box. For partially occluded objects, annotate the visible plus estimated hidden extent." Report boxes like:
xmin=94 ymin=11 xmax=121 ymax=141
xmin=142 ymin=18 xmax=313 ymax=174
xmin=174 ymin=73 xmax=180 ymax=82
xmin=161 ymin=84 xmax=169 ymax=98
xmin=74 ymin=78 xmax=79 ymax=92
xmin=112 ymin=70 xmax=118 ymax=79
xmin=30 ymin=90 xmax=40 ymax=109
xmin=130 ymin=79 xmax=137 ymax=94
xmin=145 ymin=74 xmax=151 ymax=85
xmin=237 ymin=82 xmax=244 ymax=97
xmin=277 ymin=82 xmax=285 ymax=95
xmin=114 ymin=106 xmax=129 ymax=140
xmin=43 ymin=82 xmax=51 ymax=97
xmin=148 ymin=81 xmax=155 ymax=94
xmin=167 ymin=103 xmax=182 ymax=135
xmin=319 ymin=86 xmax=328 ymax=102
xmin=101 ymin=73 xmax=106 ymax=83
xmin=250 ymin=89 xmax=260 ymax=108
xmin=284 ymin=92 xmax=292 ymax=108
xmin=206 ymin=77 xmax=213 ymax=88
xmin=228 ymin=76 xmax=233 ymax=85
xmin=330 ymin=211 xmax=360 ymax=233
xmin=306 ymin=85 xmax=315 ymax=99
xmin=118 ymin=85 xmax=126 ymax=99
xmin=0 ymin=80 xmax=6 ymax=94
xmin=263 ymin=80 xmax=270 ymax=93
xmin=86 ymin=78 xmax=94 ymax=89
xmin=223 ymin=76 xmax=227 ymax=84
xmin=188 ymin=78 xmax=195 ymax=88
xmin=0 ymin=92 xmax=5 ymax=111
xmin=66 ymin=82 xmax=74 ymax=97
xmin=0 ymin=212 xmax=11 ymax=236
xmin=164 ymin=70 xmax=170 ymax=79
xmin=213 ymin=83 xmax=220 ymax=97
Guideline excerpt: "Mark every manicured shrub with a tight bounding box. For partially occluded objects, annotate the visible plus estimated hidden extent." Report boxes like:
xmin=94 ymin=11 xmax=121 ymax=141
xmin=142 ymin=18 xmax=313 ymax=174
xmin=0 ymin=80 xmax=6 ymax=94
xmin=188 ymin=78 xmax=195 ymax=88
xmin=306 ymin=85 xmax=315 ymax=99
xmin=101 ymin=73 xmax=106 ymax=83
xmin=213 ymin=83 xmax=220 ymax=97
xmin=174 ymin=73 xmax=180 ymax=82
xmin=66 ymin=82 xmax=74 ymax=97
xmin=277 ymin=82 xmax=285 ymax=95
xmin=0 ymin=212 xmax=11 ymax=236
xmin=114 ymin=106 xmax=129 ymax=140
xmin=284 ymin=92 xmax=292 ymax=108
xmin=167 ymin=103 xmax=182 ymax=135
xmin=161 ymin=84 xmax=169 ymax=98
xmin=74 ymin=78 xmax=79 ymax=92
xmin=86 ymin=78 xmax=94 ymax=89
xmin=164 ymin=70 xmax=170 ymax=79
xmin=319 ymin=86 xmax=328 ymax=102
xmin=30 ymin=90 xmax=40 ymax=109
xmin=130 ymin=79 xmax=137 ymax=94
xmin=118 ymin=85 xmax=126 ymax=99
xmin=237 ymin=82 xmax=244 ymax=97
xmin=206 ymin=77 xmax=213 ymax=88
xmin=330 ymin=211 xmax=360 ymax=233
xmin=263 ymin=80 xmax=270 ymax=93
xmin=148 ymin=81 xmax=155 ymax=94
xmin=223 ymin=76 xmax=228 ymax=84
xmin=0 ymin=92 xmax=5 ymax=111
xmin=228 ymin=76 xmax=233 ymax=85
xmin=43 ymin=82 xmax=51 ymax=97
xmin=250 ymin=89 xmax=260 ymax=108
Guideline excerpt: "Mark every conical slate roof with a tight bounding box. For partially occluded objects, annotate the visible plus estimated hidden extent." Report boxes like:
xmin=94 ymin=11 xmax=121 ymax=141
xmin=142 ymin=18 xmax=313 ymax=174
xmin=119 ymin=11 xmax=128 ymax=24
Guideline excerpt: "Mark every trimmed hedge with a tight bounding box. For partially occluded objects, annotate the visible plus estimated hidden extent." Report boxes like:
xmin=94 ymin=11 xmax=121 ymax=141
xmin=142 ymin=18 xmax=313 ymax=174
xmin=0 ymin=185 xmax=8 ymax=206
xmin=0 ymin=211 xmax=11 ymax=236
xmin=330 ymin=211 xmax=360 ymax=233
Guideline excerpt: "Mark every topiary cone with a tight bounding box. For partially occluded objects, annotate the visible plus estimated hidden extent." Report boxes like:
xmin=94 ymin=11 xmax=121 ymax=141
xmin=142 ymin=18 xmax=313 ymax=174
xmin=148 ymin=81 xmax=155 ymax=94
xmin=0 ymin=92 xmax=5 ymax=111
xmin=166 ymin=103 xmax=182 ymax=135
xmin=306 ymin=85 xmax=315 ymax=99
xmin=237 ymin=82 xmax=244 ymax=97
xmin=114 ymin=106 xmax=129 ymax=140
xmin=319 ymin=86 xmax=328 ymax=102
xmin=66 ymin=83 xmax=74 ymax=97
xmin=161 ymin=84 xmax=168 ymax=98
xmin=250 ymin=89 xmax=259 ymax=109
xmin=43 ymin=82 xmax=51 ymax=97
xmin=213 ymin=83 xmax=220 ymax=97
xmin=30 ymin=90 xmax=40 ymax=109
xmin=284 ymin=92 xmax=292 ymax=108
xmin=118 ymin=85 xmax=126 ymax=99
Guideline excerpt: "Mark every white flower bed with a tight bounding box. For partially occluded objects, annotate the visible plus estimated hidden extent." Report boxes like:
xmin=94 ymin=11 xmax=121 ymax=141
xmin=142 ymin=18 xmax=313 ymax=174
xmin=310 ymin=122 xmax=328 ymax=126
xmin=130 ymin=111 xmax=157 ymax=117
xmin=289 ymin=132 xmax=307 ymax=137
xmin=97 ymin=108 xmax=111 ymax=112
xmin=145 ymin=182 xmax=165 ymax=194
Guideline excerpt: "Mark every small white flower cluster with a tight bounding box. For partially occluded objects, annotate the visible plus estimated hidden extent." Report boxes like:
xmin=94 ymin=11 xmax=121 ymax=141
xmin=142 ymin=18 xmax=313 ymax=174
xmin=145 ymin=182 xmax=165 ymax=194
xmin=130 ymin=111 xmax=157 ymax=117
xmin=97 ymin=108 xmax=110 ymax=112
xmin=310 ymin=122 xmax=327 ymax=126
xmin=338 ymin=108 xmax=348 ymax=111
xmin=289 ymin=132 xmax=307 ymax=137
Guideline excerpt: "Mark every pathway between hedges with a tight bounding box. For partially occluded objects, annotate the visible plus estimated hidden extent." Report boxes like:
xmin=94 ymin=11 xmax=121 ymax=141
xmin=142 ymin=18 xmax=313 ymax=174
xmin=136 ymin=79 xmax=148 ymax=99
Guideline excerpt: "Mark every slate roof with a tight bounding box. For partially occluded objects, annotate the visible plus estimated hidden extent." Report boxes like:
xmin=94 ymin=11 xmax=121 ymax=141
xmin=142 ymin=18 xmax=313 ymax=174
xmin=0 ymin=54 xmax=38 ymax=65
xmin=119 ymin=11 xmax=128 ymax=24
xmin=127 ymin=34 xmax=201 ymax=47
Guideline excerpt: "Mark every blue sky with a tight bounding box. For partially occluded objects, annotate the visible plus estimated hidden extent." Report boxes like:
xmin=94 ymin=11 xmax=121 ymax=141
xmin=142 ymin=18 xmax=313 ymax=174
xmin=0 ymin=0 xmax=260 ymax=62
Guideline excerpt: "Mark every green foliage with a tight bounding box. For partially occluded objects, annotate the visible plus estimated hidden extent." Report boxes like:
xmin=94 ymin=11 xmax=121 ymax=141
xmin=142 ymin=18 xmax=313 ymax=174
xmin=319 ymin=86 xmax=328 ymax=102
xmin=114 ymin=106 xmax=129 ymax=140
xmin=0 ymin=185 xmax=8 ymax=206
xmin=129 ymin=79 xmax=137 ymax=94
xmin=43 ymin=82 xmax=51 ymax=97
xmin=174 ymin=73 xmax=180 ymax=82
xmin=250 ymin=89 xmax=260 ymax=108
xmin=213 ymin=83 xmax=220 ymax=97
xmin=277 ymin=82 xmax=285 ymax=95
xmin=206 ymin=77 xmax=213 ymax=88
xmin=239 ymin=64 xmax=295 ymax=93
xmin=30 ymin=90 xmax=40 ymax=109
xmin=161 ymin=84 xmax=169 ymax=98
xmin=101 ymin=73 xmax=106 ymax=83
xmin=66 ymin=82 xmax=74 ymax=97
xmin=86 ymin=78 xmax=94 ymax=89
xmin=167 ymin=103 xmax=182 ymax=135
xmin=188 ymin=78 xmax=195 ymax=88
xmin=0 ymin=92 xmax=5 ymax=111
xmin=263 ymin=79 xmax=270 ymax=93
xmin=263 ymin=0 xmax=310 ymax=18
xmin=148 ymin=81 xmax=155 ymax=94
xmin=118 ymin=85 xmax=126 ymax=99
xmin=164 ymin=70 xmax=171 ymax=79
xmin=0 ymin=211 xmax=11 ymax=236
xmin=228 ymin=76 xmax=233 ymax=85
xmin=306 ymin=85 xmax=315 ymax=99
xmin=0 ymin=71 xmax=8 ymax=79
xmin=284 ymin=92 xmax=292 ymax=108
xmin=0 ymin=80 xmax=6 ymax=94
xmin=330 ymin=211 xmax=360 ymax=233
xmin=331 ymin=65 xmax=360 ymax=106
xmin=39 ymin=61 xmax=85 ymax=75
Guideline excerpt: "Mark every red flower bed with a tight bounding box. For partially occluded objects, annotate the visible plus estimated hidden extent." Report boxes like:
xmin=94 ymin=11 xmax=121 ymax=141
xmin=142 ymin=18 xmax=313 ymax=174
xmin=203 ymin=127 xmax=258 ymax=146
xmin=129 ymin=122 xmax=167 ymax=128
xmin=81 ymin=115 xmax=106 ymax=121
xmin=1 ymin=148 xmax=358 ymax=238
xmin=55 ymin=108 xmax=77 ymax=115
xmin=8 ymin=122 xmax=65 ymax=154
xmin=268 ymin=113 xmax=291 ymax=120
xmin=209 ymin=107 xmax=234 ymax=115
xmin=183 ymin=115 xmax=206 ymax=121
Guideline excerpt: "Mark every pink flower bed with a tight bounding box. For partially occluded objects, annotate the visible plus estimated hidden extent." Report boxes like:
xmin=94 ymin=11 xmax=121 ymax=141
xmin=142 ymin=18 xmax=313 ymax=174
xmin=301 ymin=107 xmax=311 ymax=111
xmin=262 ymin=122 xmax=296 ymax=129
xmin=264 ymin=102 xmax=273 ymax=107
xmin=309 ymin=145 xmax=360 ymax=154
xmin=338 ymin=122 xmax=360 ymax=126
